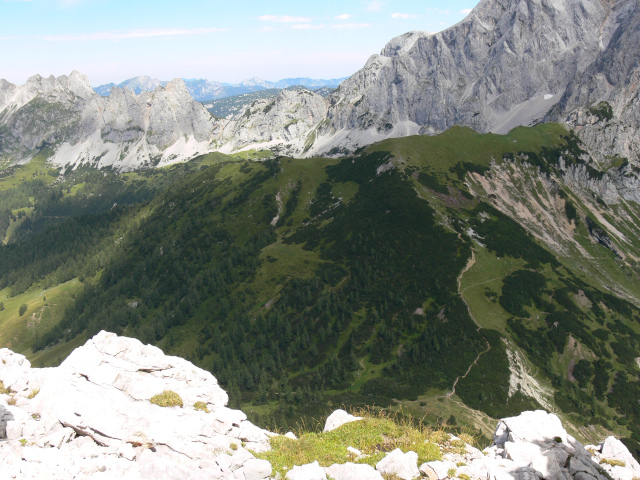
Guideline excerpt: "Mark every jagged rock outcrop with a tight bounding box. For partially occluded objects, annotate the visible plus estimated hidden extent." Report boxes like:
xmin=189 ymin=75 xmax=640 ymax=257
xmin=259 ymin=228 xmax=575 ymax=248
xmin=548 ymin=1 xmax=640 ymax=162
xmin=0 ymin=71 xmax=216 ymax=170
xmin=0 ymin=331 xmax=272 ymax=479
xmin=214 ymin=86 xmax=327 ymax=155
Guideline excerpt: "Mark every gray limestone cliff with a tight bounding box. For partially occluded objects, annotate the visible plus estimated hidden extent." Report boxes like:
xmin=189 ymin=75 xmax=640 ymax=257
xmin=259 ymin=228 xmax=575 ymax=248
xmin=0 ymin=71 xmax=216 ymax=170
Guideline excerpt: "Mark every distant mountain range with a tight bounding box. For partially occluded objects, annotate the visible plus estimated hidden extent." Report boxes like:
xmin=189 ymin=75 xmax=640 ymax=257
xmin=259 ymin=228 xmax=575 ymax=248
xmin=93 ymin=75 xmax=348 ymax=101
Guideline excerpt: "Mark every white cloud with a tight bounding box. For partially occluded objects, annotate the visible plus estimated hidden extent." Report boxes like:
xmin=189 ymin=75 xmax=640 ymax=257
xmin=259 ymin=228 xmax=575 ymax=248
xmin=44 ymin=28 xmax=227 ymax=42
xmin=460 ymin=8 xmax=473 ymax=14
xmin=335 ymin=14 xmax=352 ymax=20
xmin=332 ymin=23 xmax=371 ymax=29
xmin=391 ymin=13 xmax=418 ymax=19
xmin=366 ymin=1 xmax=384 ymax=12
xmin=291 ymin=24 xmax=325 ymax=30
xmin=259 ymin=15 xmax=312 ymax=23
xmin=259 ymin=26 xmax=276 ymax=32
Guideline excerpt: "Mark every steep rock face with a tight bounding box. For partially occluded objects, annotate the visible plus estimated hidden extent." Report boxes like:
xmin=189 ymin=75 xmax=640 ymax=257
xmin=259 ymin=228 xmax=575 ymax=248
xmin=549 ymin=1 xmax=640 ymax=161
xmin=213 ymin=0 xmax=640 ymax=159
xmin=0 ymin=72 xmax=216 ymax=170
xmin=214 ymin=87 xmax=327 ymax=154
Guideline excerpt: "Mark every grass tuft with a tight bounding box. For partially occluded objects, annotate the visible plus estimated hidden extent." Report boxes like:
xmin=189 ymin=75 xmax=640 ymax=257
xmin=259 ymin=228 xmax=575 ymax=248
xmin=0 ymin=380 xmax=11 ymax=395
xmin=27 ymin=388 xmax=40 ymax=399
xmin=194 ymin=401 xmax=209 ymax=412
xmin=150 ymin=390 xmax=183 ymax=408
xmin=600 ymin=458 xmax=626 ymax=467
xmin=257 ymin=407 xmax=442 ymax=477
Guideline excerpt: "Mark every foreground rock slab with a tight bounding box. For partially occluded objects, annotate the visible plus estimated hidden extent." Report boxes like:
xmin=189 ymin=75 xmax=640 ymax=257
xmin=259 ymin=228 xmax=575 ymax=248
xmin=0 ymin=331 xmax=272 ymax=480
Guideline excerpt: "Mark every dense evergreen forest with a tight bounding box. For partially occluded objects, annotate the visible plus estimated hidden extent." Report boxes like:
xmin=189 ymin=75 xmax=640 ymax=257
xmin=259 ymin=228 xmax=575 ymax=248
xmin=1 ymin=125 xmax=640 ymax=458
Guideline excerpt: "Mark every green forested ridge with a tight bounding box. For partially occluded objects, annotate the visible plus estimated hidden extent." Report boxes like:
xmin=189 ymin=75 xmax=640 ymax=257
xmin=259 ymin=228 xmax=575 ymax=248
xmin=1 ymin=124 xmax=640 ymax=453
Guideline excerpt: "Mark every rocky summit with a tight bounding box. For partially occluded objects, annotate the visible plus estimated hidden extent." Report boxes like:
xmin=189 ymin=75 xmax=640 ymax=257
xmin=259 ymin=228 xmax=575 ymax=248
xmin=2 ymin=332 xmax=639 ymax=480
xmin=0 ymin=331 xmax=272 ymax=479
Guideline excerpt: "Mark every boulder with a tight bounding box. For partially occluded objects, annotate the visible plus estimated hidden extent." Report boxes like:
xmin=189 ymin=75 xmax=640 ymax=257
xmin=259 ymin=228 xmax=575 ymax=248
xmin=601 ymin=437 xmax=640 ymax=476
xmin=285 ymin=461 xmax=327 ymax=480
xmin=376 ymin=448 xmax=420 ymax=480
xmin=494 ymin=410 xmax=568 ymax=447
xmin=323 ymin=409 xmax=362 ymax=432
xmin=324 ymin=462 xmax=384 ymax=480
xmin=489 ymin=410 xmax=609 ymax=480
xmin=420 ymin=460 xmax=457 ymax=479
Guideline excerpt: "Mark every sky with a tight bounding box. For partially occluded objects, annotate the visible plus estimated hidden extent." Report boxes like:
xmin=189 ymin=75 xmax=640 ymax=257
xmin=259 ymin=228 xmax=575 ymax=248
xmin=1 ymin=0 xmax=480 ymax=87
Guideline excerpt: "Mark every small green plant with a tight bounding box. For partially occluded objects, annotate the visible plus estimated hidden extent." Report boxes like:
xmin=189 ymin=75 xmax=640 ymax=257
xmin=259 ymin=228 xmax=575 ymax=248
xmin=230 ymin=443 xmax=238 ymax=451
xmin=460 ymin=474 xmax=471 ymax=480
xmin=600 ymin=458 xmax=626 ymax=467
xmin=448 ymin=468 xmax=457 ymax=477
xmin=149 ymin=390 xmax=183 ymax=408
xmin=19 ymin=439 xmax=27 ymax=446
xmin=0 ymin=381 xmax=10 ymax=395
xmin=31 ymin=413 xmax=41 ymax=420
xmin=193 ymin=401 xmax=209 ymax=413
xmin=428 ymin=430 xmax=450 ymax=444
xmin=18 ymin=304 xmax=28 ymax=316
xmin=554 ymin=436 xmax=563 ymax=443
xmin=28 ymin=388 xmax=40 ymax=399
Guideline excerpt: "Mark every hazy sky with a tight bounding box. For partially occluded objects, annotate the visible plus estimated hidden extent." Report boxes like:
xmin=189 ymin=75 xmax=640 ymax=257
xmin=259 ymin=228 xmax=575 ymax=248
xmin=1 ymin=0 xmax=480 ymax=86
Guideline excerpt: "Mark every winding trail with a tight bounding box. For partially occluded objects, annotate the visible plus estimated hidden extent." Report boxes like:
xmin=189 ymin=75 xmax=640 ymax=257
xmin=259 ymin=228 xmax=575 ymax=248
xmin=446 ymin=249 xmax=492 ymax=398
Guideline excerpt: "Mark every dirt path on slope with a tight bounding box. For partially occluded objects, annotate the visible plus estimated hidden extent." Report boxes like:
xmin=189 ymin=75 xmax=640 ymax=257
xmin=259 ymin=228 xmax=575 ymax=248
xmin=447 ymin=249 xmax=491 ymax=398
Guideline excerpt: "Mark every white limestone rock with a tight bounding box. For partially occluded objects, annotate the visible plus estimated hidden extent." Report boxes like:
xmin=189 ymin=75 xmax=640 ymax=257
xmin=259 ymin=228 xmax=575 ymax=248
xmin=285 ymin=461 xmax=327 ymax=480
xmin=0 ymin=331 xmax=273 ymax=480
xmin=488 ymin=410 xmax=609 ymax=480
xmin=324 ymin=462 xmax=384 ymax=480
xmin=376 ymin=448 xmax=420 ymax=480
xmin=420 ymin=460 xmax=458 ymax=480
xmin=601 ymin=437 xmax=640 ymax=476
xmin=494 ymin=410 xmax=568 ymax=447
xmin=323 ymin=409 xmax=363 ymax=432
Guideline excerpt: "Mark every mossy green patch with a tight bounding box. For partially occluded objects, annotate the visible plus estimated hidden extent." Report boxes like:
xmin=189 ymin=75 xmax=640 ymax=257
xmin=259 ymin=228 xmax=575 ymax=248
xmin=150 ymin=390 xmax=183 ymax=408
xmin=257 ymin=414 xmax=442 ymax=477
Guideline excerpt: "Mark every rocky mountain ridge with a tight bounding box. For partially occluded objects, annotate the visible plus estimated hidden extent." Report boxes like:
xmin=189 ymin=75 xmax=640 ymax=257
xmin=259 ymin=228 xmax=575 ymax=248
xmin=207 ymin=0 xmax=640 ymax=163
xmin=94 ymin=75 xmax=347 ymax=101
xmin=0 ymin=71 xmax=216 ymax=170
xmin=2 ymin=0 xmax=640 ymax=172
xmin=2 ymin=332 xmax=639 ymax=480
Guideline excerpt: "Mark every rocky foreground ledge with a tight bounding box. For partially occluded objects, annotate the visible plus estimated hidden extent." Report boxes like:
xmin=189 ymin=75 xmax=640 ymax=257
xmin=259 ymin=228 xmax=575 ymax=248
xmin=1 ymin=332 xmax=639 ymax=480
